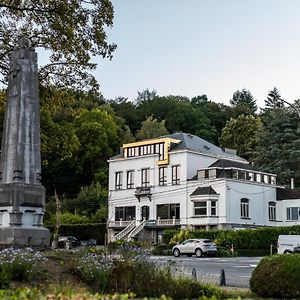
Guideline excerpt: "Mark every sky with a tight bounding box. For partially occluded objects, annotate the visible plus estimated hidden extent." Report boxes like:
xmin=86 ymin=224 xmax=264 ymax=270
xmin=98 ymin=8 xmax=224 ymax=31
xmin=95 ymin=0 xmax=300 ymax=109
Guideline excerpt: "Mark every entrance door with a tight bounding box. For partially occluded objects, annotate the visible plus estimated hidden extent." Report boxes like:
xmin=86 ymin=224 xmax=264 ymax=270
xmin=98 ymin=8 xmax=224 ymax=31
xmin=141 ymin=206 xmax=149 ymax=220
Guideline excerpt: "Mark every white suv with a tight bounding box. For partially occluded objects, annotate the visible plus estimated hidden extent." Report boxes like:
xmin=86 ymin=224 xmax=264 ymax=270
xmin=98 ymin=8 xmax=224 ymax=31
xmin=172 ymin=238 xmax=217 ymax=258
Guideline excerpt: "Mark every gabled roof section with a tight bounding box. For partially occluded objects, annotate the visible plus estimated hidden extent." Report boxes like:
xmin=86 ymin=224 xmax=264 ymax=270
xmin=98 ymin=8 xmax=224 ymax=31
xmin=190 ymin=186 xmax=218 ymax=196
xmin=209 ymin=159 xmax=258 ymax=171
xmin=164 ymin=132 xmax=246 ymax=162
xmin=277 ymin=188 xmax=300 ymax=200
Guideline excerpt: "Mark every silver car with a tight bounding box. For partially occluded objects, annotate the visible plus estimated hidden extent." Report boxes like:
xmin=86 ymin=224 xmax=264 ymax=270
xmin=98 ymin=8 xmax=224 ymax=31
xmin=172 ymin=238 xmax=217 ymax=258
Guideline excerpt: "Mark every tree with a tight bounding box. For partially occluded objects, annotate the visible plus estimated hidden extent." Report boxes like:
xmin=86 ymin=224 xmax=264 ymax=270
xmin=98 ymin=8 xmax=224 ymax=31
xmin=0 ymin=0 xmax=116 ymax=92
xmin=220 ymin=114 xmax=263 ymax=160
xmin=191 ymin=95 xmax=231 ymax=145
xmin=74 ymin=107 xmax=119 ymax=185
xmin=136 ymin=94 xmax=217 ymax=142
xmin=265 ymin=87 xmax=284 ymax=109
xmin=254 ymin=108 xmax=300 ymax=186
xmin=230 ymin=89 xmax=257 ymax=116
xmin=136 ymin=115 xmax=168 ymax=140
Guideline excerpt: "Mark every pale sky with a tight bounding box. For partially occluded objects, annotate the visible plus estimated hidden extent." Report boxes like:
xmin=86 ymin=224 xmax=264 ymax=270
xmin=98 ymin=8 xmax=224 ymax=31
xmin=95 ymin=0 xmax=300 ymax=109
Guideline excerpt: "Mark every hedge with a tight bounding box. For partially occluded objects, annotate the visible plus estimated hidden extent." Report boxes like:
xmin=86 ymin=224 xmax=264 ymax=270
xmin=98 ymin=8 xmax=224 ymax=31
xmin=163 ymin=225 xmax=300 ymax=253
xmin=250 ymin=254 xmax=300 ymax=298
xmin=47 ymin=223 xmax=106 ymax=245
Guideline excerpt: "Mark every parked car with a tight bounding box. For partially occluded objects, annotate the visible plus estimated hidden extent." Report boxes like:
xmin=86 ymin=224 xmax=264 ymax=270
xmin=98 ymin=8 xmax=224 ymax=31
xmin=57 ymin=236 xmax=81 ymax=249
xmin=172 ymin=239 xmax=217 ymax=258
xmin=277 ymin=235 xmax=300 ymax=254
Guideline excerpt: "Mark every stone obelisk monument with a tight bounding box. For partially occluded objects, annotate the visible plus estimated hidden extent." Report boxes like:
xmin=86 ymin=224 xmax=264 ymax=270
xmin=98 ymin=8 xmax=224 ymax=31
xmin=0 ymin=38 xmax=49 ymax=247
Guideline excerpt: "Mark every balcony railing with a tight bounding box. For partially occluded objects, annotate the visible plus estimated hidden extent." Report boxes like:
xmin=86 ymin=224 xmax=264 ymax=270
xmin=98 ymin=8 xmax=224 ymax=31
xmin=108 ymin=220 xmax=133 ymax=228
xmin=146 ymin=217 xmax=180 ymax=227
xmin=134 ymin=186 xmax=152 ymax=201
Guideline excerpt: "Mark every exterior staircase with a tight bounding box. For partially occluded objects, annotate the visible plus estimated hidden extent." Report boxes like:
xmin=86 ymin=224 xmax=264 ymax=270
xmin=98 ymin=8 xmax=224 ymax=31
xmin=128 ymin=219 xmax=146 ymax=241
xmin=113 ymin=219 xmax=146 ymax=242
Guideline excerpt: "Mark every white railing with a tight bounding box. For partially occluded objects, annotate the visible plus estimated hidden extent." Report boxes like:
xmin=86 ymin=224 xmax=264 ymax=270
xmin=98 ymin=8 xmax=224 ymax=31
xmin=157 ymin=217 xmax=179 ymax=226
xmin=128 ymin=219 xmax=146 ymax=240
xmin=108 ymin=220 xmax=132 ymax=228
xmin=114 ymin=220 xmax=136 ymax=241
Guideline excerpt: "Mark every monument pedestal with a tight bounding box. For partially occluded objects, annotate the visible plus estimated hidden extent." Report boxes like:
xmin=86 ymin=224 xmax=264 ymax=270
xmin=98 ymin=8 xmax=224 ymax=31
xmin=0 ymin=182 xmax=49 ymax=247
xmin=0 ymin=227 xmax=49 ymax=247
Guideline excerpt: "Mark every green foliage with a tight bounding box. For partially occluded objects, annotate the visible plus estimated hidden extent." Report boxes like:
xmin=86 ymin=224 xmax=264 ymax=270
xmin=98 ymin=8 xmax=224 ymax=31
xmin=166 ymin=226 xmax=300 ymax=254
xmin=230 ymin=88 xmax=257 ymax=116
xmin=220 ymin=114 xmax=262 ymax=159
xmin=0 ymin=266 xmax=11 ymax=288
xmin=264 ymin=87 xmax=284 ymax=109
xmin=169 ymin=229 xmax=193 ymax=245
xmin=254 ymin=107 xmax=300 ymax=186
xmin=162 ymin=229 xmax=179 ymax=244
xmin=0 ymin=0 xmax=116 ymax=91
xmin=75 ymin=253 xmax=219 ymax=299
xmin=250 ymin=254 xmax=300 ymax=298
xmin=136 ymin=115 xmax=168 ymax=140
xmin=47 ymin=223 xmax=107 ymax=245
xmin=0 ymin=248 xmax=47 ymax=285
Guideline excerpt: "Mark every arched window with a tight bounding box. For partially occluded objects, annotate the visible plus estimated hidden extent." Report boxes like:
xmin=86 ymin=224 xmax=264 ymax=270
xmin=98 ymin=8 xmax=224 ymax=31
xmin=269 ymin=201 xmax=276 ymax=221
xmin=240 ymin=198 xmax=249 ymax=218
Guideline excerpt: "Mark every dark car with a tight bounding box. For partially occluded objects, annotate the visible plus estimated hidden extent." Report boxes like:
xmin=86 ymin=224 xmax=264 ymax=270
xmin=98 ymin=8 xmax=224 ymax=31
xmin=57 ymin=236 xmax=81 ymax=249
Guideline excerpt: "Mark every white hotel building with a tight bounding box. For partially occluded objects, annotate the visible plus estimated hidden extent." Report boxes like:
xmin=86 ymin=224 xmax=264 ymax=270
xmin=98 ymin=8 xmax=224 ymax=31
xmin=107 ymin=132 xmax=300 ymax=243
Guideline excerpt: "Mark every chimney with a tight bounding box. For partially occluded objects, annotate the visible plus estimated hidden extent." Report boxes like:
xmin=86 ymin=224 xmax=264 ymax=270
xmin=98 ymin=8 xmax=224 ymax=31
xmin=291 ymin=177 xmax=295 ymax=189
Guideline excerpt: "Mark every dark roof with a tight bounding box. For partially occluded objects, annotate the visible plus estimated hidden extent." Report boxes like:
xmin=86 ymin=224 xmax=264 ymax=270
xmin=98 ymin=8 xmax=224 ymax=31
xmin=164 ymin=132 xmax=246 ymax=161
xmin=190 ymin=186 xmax=218 ymax=196
xmin=209 ymin=159 xmax=258 ymax=171
xmin=277 ymin=188 xmax=300 ymax=200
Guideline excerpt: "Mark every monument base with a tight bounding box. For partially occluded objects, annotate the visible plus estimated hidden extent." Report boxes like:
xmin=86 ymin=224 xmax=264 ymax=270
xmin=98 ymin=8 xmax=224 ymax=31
xmin=0 ymin=226 xmax=50 ymax=247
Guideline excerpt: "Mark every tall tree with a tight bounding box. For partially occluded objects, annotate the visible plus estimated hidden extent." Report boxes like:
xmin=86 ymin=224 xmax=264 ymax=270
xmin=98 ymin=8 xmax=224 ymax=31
xmin=230 ymin=88 xmax=257 ymax=116
xmin=136 ymin=115 xmax=168 ymax=140
xmin=191 ymin=94 xmax=231 ymax=145
xmin=0 ymin=0 xmax=116 ymax=92
xmin=254 ymin=107 xmax=300 ymax=186
xmin=220 ymin=114 xmax=263 ymax=160
xmin=265 ymin=87 xmax=284 ymax=109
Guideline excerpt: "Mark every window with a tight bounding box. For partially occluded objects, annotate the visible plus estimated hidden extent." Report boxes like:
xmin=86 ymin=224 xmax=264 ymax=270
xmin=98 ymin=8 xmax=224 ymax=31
xmin=240 ymin=198 xmax=249 ymax=218
xmin=211 ymin=201 xmax=217 ymax=216
xmin=204 ymin=169 xmax=209 ymax=179
xmin=194 ymin=202 xmax=207 ymax=216
xmin=159 ymin=167 xmax=167 ymax=186
xmin=287 ymin=207 xmax=300 ymax=221
xmin=127 ymin=170 xmax=134 ymax=189
xmin=115 ymin=172 xmax=123 ymax=190
xmin=157 ymin=203 xmax=180 ymax=219
xmin=141 ymin=168 xmax=150 ymax=187
xmin=172 ymin=165 xmax=180 ymax=185
xmin=115 ymin=206 xmax=136 ymax=221
xmin=269 ymin=201 xmax=276 ymax=221
xmin=268 ymin=201 xmax=276 ymax=221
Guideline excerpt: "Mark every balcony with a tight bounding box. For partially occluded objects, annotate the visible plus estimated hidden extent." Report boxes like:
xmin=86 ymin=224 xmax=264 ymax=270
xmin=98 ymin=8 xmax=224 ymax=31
xmin=107 ymin=220 xmax=133 ymax=228
xmin=134 ymin=186 xmax=152 ymax=201
xmin=145 ymin=217 xmax=181 ymax=228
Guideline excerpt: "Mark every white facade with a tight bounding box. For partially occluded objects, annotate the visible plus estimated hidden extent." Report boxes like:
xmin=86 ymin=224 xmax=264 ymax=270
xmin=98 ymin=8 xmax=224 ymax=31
xmin=107 ymin=133 xmax=300 ymax=243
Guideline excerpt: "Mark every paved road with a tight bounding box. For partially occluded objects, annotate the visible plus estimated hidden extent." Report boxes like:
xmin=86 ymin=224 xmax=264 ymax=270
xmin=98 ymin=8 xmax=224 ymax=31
xmin=150 ymin=256 xmax=262 ymax=288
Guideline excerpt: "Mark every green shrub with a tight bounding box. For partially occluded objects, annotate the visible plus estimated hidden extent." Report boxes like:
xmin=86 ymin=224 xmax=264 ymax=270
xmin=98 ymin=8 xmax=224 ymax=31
xmin=0 ymin=265 xmax=11 ymax=288
xmin=75 ymin=252 xmax=220 ymax=299
xmin=0 ymin=248 xmax=47 ymax=283
xmin=151 ymin=244 xmax=172 ymax=256
xmin=250 ymin=254 xmax=300 ymax=298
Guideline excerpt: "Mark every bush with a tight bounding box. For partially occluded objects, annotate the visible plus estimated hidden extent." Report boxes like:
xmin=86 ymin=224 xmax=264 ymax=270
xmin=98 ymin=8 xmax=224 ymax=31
xmin=250 ymin=254 xmax=300 ymax=298
xmin=75 ymin=251 xmax=220 ymax=299
xmin=0 ymin=248 xmax=47 ymax=283
xmin=151 ymin=244 xmax=172 ymax=256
